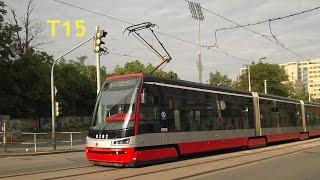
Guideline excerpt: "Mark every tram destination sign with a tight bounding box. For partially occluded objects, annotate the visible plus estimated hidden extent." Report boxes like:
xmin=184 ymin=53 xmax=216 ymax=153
xmin=108 ymin=77 xmax=140 ymax=89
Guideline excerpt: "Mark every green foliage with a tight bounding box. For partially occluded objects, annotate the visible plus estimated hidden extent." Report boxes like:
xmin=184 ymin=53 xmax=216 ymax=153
xmin=234 ymin=62 xmax=291 ymax=96
xmin=291 ymin=91 xmax=309 ymax=101
xmin=0 ymin=1 xmax=20 ymax=61
xmin=0 ymin=2 xmax=98 ymax=118
xmin=55 ymin=56 xmax=100 ymax=116
xmin=113 ymin=60 xmax=179 ymax=80
xmin=208 ymin=71 xmax=232 ymax=87
xmin=0 ymin=49 xmax=53 ymax=117
xmin=0 ymin=2 xmax=50 ymax=118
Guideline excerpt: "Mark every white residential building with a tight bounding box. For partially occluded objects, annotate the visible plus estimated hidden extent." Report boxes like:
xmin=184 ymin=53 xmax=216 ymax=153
xmin=279 ymin=59 xmax=320 ymax=99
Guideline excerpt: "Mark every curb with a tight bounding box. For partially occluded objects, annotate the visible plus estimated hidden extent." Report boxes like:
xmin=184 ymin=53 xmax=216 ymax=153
xmin=0 ymin=149 xmax=84 ymax=157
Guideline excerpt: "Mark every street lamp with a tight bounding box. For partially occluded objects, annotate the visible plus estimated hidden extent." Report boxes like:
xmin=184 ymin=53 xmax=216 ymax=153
xmin=309 ymin=93 xmax=312 ymax=102
xmin=50 ymin=36 xmax=93 ymax=150
xmin=247 ymin=57 xmax=266 ymax=92
xmin=187 ymin=1 xmax=204 ymax=83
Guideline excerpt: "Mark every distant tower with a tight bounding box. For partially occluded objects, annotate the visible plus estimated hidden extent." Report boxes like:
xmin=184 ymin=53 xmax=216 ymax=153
xmin=187 ymin=1 xmax=204 ymax=83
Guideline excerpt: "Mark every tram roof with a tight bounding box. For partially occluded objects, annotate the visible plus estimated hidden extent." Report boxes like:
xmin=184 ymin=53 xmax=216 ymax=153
xmin=142 ymin=74 xmax=305 ymax=104
xmin=143 ymin=73 xmax=252 ymax=96
xmin=108 ymin=73 xmax=319 ymax=105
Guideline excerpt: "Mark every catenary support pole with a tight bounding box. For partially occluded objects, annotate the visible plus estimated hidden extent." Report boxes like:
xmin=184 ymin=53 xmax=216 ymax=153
xmin=248 ymin=65 xmax=251 ymax=92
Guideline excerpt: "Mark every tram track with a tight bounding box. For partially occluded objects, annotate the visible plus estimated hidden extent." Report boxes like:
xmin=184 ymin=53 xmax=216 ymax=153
xmin=0 ymin=164 xmax=96 ymax=179
xmin=114 ymin=140 xmax=320 ymax=180
xmin=3 ymin=138 xmax=320 ymax=180
xmin=43 ymin=167 xmax=119 ymax=180
xmin=172 ymin=143 xmax=320 ymax=180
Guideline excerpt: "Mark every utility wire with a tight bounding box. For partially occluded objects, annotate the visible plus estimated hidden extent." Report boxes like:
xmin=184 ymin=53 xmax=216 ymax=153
xmin=108 ymin=51 xmax=203 ymax=71
xmin=108 ymin=51 xmax=152 ymax=60
xmin=108 ymin=50 xmax=235 ymax=72
xmin=51 ymin=0 xmax=134 ymax=25
xmin=200 ymin=5 xmax=308 ymax=59
xmin=51 ymin=0 xmax=250 ymax=64
xmin=213 ymin=5 xmax=320 ymax=52
xmin=216 ymin=6 xmax=320 ymax=31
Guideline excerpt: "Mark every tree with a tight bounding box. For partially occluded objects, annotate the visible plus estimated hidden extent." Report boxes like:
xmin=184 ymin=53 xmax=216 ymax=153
xmin=55 ymin=56 xmax=100 ymax=116
xmin=234 ymin=62 xmax=291 ymax=97
xmin=208 ymin=71 xmax=232 ymax=87
xmin=0 ymin=1 xmax=20 ymax=61
xmin=112 ymin=60 xmax=179 ymax=79
xmin=11 ymin=0 xmax=46 ymax=54
xmin=12 ymin=50 xmax=53 ymax=117
xmin=291 ymin=91 xmax=309 ymax=101
xmin=0 ymin=1 xmax=101 ymax=119
xmin=0 ymin=1 xmax=54 ymax=118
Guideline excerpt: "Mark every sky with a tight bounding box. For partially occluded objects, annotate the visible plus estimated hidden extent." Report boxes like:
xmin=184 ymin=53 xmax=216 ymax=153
xmin=4 ymin=0 xmax=320 ymax=82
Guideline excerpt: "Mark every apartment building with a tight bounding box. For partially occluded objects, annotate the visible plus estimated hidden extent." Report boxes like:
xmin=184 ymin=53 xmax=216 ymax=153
xmin=279 ymin=59 xmax=320 ymax=99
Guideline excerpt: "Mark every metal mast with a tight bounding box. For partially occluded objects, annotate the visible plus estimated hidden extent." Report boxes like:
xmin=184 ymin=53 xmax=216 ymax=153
xmin=187 ymin=1 xmax=204 ymax=83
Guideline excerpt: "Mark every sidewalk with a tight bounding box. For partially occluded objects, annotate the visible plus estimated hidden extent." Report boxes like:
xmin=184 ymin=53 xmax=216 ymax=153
xmin=0 ymin=144 xmax=85 ymax=157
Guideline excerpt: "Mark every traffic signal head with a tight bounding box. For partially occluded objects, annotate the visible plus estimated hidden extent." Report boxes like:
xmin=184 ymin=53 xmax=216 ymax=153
xmin=93 ymin=30 xmax=107 ymax=53
xmin=55 ymin=102 xmax=62 ymax=117
xmin=97 ymin=30 xmax=107 ymax=38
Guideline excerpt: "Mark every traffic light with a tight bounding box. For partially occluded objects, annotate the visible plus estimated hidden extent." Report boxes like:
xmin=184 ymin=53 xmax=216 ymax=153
xmin=55 ymin=101 xmax=62 ymax=117
xmin=93 ymin=29 xmax=107 ymax=53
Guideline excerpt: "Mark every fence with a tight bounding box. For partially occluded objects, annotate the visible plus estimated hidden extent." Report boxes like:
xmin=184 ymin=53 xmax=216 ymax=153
xmin=0 ymin=131 xmax=87 ymax=153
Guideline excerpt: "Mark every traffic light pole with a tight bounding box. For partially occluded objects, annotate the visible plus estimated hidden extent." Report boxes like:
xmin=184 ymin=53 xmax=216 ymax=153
xmin=50 ymin=36 xmax=93 ymax=150
xmin=96 ymin=50 xmax=101 ymax=94
xmin=95 ymin=26 xmax=101 ymax=94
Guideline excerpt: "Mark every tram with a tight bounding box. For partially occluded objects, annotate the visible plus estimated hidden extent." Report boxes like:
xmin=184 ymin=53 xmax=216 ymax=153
xmin=85 ymin=73 xmax=320 ymax=166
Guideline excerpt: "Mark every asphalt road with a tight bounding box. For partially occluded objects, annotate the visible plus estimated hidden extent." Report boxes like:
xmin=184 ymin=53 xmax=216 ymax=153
xmin=1 ymin=138 xmax=320 ymax=180
xmin=0 ymin=151 xmax=89 ymax=176
xmin=192 ymin=145 xmax=320 ymax=180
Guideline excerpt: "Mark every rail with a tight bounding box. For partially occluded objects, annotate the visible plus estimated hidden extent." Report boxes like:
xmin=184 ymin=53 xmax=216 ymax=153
xmin=1 ymin=131 xmax=87 ymax=153
xmin=21 ymin=132 xmax=47 ymax=152
xmin=56 ymin=132 xmax=84 ymax=148
xmin=0 ymin=131 xmax=14 ymax=144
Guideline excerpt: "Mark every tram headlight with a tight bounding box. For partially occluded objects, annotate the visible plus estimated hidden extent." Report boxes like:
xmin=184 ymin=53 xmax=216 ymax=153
xmin=113 ymin=138 xmax=130 ymax=145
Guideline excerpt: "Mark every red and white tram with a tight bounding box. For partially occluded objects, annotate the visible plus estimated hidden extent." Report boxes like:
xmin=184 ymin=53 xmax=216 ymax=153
xmin=85 ymin=73 xmax=320 ymax=166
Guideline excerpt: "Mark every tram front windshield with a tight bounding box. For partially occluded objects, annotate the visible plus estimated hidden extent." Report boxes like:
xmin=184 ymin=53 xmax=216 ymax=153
xmin=91 ymin=77 xmax=141 ymax=132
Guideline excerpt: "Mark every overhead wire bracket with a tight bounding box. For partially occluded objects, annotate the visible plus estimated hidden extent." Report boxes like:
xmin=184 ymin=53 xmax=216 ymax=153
xmin=124 ymin=22 xmax=172 ymax=74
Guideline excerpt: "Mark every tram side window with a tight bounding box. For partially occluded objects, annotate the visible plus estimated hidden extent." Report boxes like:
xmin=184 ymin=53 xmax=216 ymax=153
xmin=177 ymin=90 xmax=217 ymax=132
xmin=306 ymin=106 xmax=311 ymax=126
xmin=260 ymin=99 xmax=279 ymax=128
xmin=139 ymin=84 xmax=161 ymax=134
xmin=214 ymin=94 xmax=254 ymax=130
xmin=179 ymin=90 xmax=201 ymax=131
xmin=277 ymin=102 xmax=300 ymax=127
xmin=306 ymin=106 xmax=312 ymax=126
xmin=295 ymin=104 xmax=302 ymax=126
xmin=161 ymin=86 xmax=183 ymax=132
xmin=142 ymin=86 xmax=208 ymax=133
xmin=315 ymin=106 xmax=320 ymax=126
xmin=201 ymin=92 xmax=218 ymax=131
xmin=306 ymin=105 xmax=320 ymax=126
